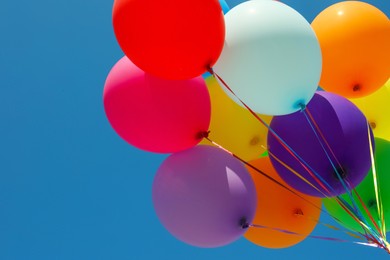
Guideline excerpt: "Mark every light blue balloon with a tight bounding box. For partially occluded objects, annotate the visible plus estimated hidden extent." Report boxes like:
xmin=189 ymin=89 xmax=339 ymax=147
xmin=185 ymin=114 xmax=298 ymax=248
xmin=213 ymin=0 xmax=322 ymax=116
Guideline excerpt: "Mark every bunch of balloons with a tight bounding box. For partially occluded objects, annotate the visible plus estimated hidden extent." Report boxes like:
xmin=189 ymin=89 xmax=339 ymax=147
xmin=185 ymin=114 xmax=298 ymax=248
xmin=103 ymin=0 xmax=390 ymax=252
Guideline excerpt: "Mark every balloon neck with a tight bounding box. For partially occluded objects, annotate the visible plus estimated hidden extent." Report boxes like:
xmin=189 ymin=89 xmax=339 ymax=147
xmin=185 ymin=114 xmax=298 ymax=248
xmin=196 ymin=131 xmax=210 ymax=140
xmin=332 ymin=167 xmax=347 ymax=180
xmin=353 ymin=84 xmax=361 ymax=92
xmin=294 ymin=100 xmax=306 ymax=112
xmin=293 ymin=208 xmax=304 ymax=216
xmin=367 ymin=198 xmax=377 ymax=208
xmin=206 ymin=66 xmax=214 ymax=75
xmin=239 ymin=217 xmax=249 ymax=229
xmin=370 ymin=121 xmax=377 ymax=129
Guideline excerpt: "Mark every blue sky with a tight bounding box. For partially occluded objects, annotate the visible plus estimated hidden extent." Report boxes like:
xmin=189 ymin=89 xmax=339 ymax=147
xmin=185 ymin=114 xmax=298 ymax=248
xmin=0 ymin=0 xmax=389 ymax=259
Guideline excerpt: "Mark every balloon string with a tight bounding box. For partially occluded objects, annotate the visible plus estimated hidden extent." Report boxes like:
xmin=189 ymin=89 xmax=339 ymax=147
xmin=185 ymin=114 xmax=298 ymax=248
xmin=249 ymin=223 xmax=379 ymax=248
xmin=304 ymin=108 xmax=345 ymax=175
xmin=209 ymin=69 xmax=335 ymax=196
xmin=267 ymin=150 xmax=326 ymax=196
xmin=302 ymin=107 xmax=385 ymax=245
xmin=203 ymin=135 xmax=372 ymax=242
xmin=366 ymin=120 xmax=386 ymax=238
xmin=207 ymin=69 xmax=389 ymax=251
xmin=294 ymin=207 xmax=375 ymax=242
xmin=302 ymin=108 xmax=372 ymax=231
xmin=202 ymin=134 xmax=323 ymax=213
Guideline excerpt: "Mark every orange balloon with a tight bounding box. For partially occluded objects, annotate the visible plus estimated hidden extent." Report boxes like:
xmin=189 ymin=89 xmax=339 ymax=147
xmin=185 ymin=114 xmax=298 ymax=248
xmin=311 ymin=1 xmax=390 ymax=98
xmin=244 ymin=157 xmax=322 ymax=248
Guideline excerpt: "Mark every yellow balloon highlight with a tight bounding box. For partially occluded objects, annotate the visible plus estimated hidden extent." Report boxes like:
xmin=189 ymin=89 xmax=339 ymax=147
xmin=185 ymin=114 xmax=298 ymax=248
xmin=350 ymin=79 xmax=390 ymax=141
xmin=201 ymin=76 xmax=271 ymax=161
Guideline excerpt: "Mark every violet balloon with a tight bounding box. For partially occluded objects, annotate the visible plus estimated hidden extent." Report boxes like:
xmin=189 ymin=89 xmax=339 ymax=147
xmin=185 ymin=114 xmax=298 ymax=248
xmin=268 ymin=91 xmax=373 ymax=197
xmin=103 ymin=56 xmax=211 ymax=153
xmin=152 ymin=145 xmax=257 ymax=247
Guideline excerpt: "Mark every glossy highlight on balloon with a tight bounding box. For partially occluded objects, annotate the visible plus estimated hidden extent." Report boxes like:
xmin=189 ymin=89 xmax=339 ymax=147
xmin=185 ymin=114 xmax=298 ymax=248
xmin=312 ymin=1 xmax=390 ymax=98
xmin=213 ymin=0 xmax=321 ymax=115
xmin=268 ymin=91 xmax=373 ymax=197
xmin=152 ymin=145 xmax=257 ymax=247
xmin=103 ymin=57 xmax=211 ymax=153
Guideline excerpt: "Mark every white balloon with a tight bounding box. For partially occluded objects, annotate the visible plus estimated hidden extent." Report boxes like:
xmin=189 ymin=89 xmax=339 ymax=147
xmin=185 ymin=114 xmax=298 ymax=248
xmin=213 ymin=0 xmax=322 ymax=115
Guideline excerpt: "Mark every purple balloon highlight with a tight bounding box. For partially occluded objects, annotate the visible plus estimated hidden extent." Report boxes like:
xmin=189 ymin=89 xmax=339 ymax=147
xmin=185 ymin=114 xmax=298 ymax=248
xmin=152 ymin=145 xmax=257 ymax=247
xmin=268 ymin=91 xmax=373 ymax=197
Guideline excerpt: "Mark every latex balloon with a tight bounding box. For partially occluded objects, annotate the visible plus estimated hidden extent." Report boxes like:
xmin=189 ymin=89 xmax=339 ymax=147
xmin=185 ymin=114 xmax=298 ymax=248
xmin=219 ymin=0 xmax=230 ymax=13
xmin=113 ymin=0 xmax=225 ymax=80
xmin=280 ymin=0 xmax=390 ymax=22
xmin=226 ymin=0 xmax=275 ymax=8
xmin=350 ymin=79 xmax=390 ymax=141
xmin=103 ymin=57 xmax=211 ymax=153
xmin=213 ymin=0 xmax=321 ymax=115
xmin=244 ymin=157 xmax=322 ymax=248
xmin=152 ymin=145 xmax=257 ymax=247
xmin=268 ymin=91 xmax=373 ymax=197
xmin=311 ymin=1 xmax=390 ymax=98
xmin=324 ymin=138 xmax=390 ymax=233
xmin=201 ymin=76 xmax=271 ymax=161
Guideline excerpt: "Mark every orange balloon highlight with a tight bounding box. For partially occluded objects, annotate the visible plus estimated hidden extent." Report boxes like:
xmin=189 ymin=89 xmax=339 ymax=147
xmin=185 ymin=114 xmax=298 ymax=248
xmin=311 ymin=1 xmax=390 ymax=98
xmin=244 ymin=157 xmax=322 ymax=248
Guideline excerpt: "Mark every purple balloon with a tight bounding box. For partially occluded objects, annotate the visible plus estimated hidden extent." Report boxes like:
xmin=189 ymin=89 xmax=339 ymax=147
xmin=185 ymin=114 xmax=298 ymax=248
xmin=152 ymin=145 xmax=257 ymax=248
xmin=268 ymin=91 xmax=373 ymax=197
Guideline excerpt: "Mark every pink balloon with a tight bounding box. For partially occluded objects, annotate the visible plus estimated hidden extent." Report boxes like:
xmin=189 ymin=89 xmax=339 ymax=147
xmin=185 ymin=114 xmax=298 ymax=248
xmin=103 ymin=57 xmax=211 ymax=153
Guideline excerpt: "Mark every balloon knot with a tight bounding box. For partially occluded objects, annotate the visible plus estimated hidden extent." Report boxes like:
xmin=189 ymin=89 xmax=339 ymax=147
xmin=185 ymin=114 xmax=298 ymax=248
xmin=298 ymin=103 xmax=306 ymax=112
xmin=370 ymin=121 xmax=377 ymax=129
xmin=294 ymin=208 xmax=304 ymax=216
xmin=333 ymin=166 xmax=347 ymax=180
xmin=239 ymin=217 xmax=249 ymax=229
xmin=353 ymin=84 xmax=361 ymax=92
xmin=196 ymin=131 xmax=210 ymax=140
xmin=206 ymin=66 xmax=214 ymax=75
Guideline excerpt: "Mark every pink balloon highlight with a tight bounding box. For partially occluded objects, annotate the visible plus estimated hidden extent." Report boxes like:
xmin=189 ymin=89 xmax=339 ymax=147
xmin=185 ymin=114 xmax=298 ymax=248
xmin=103 ymin=57 xmax=211 ymax=153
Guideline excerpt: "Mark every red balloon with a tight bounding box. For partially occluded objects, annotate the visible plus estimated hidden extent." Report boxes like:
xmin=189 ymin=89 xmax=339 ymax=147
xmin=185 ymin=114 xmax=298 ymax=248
xmin=113 ymin=0 xmax=225 ymax=80
xmin=103 ymin=57 xmax=211 ymax=153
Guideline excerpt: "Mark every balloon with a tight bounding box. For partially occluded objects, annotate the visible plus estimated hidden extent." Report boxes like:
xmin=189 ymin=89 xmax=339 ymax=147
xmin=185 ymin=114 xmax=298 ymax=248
xmin=350 ymin=79 xmax=390 ymax=141
xmin=213 ymin=0 xmax=321 ymax=115
xmin=152 ymin=145 xmax=257 ymax=247
xmin=226 ymin=0 xmax=275 ymax=8
xmin=201 ymin=76 xmax=271 ymax=161
xmin=103 ymin=57 xmax=211 ymax=153
xmin=311 ymin=1 xmax=390 ymax=98
xmin=268 ymin=91 xmax=373 ymax=197
xmin=324 ymin=138 xmax=390 ymax=233
xmin=280 ymin=0 xmax=390 ymax=22
xmin=112 ymin=0 xmax=225 ymax=80
xmin=201 ymin=0 xmax=230 ymax=79
xmin=219 ymin=0 xmax=230 ymax=13
xmin=244 ymin=157 xmax=322 ymax=248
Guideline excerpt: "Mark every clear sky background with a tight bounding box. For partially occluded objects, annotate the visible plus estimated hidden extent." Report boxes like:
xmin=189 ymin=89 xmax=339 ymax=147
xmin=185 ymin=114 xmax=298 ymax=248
xmin=1 ymin=0 xmax=389 ymax=259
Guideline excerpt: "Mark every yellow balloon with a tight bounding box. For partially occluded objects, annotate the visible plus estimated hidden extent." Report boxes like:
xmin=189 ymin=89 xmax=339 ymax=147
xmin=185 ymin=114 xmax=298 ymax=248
xmin=201 ymin=76 xmax=271 ymax=161
xmin=350 ymin=78 xmax=390 ymax=141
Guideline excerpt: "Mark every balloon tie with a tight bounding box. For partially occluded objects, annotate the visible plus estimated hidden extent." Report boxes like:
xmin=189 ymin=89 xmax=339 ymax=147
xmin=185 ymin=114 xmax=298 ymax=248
xmin=196 ymin=131 xmax=210 ymax=140
xmin=298 ymin=103 xmax=306 ymax=112
xmin=206 ymin=66 xmax=214 ymax=75
xmin=353 ymin=84 xmax=361 ymax=92
xmin=239 ymin=217 xmax=249 ymax=229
